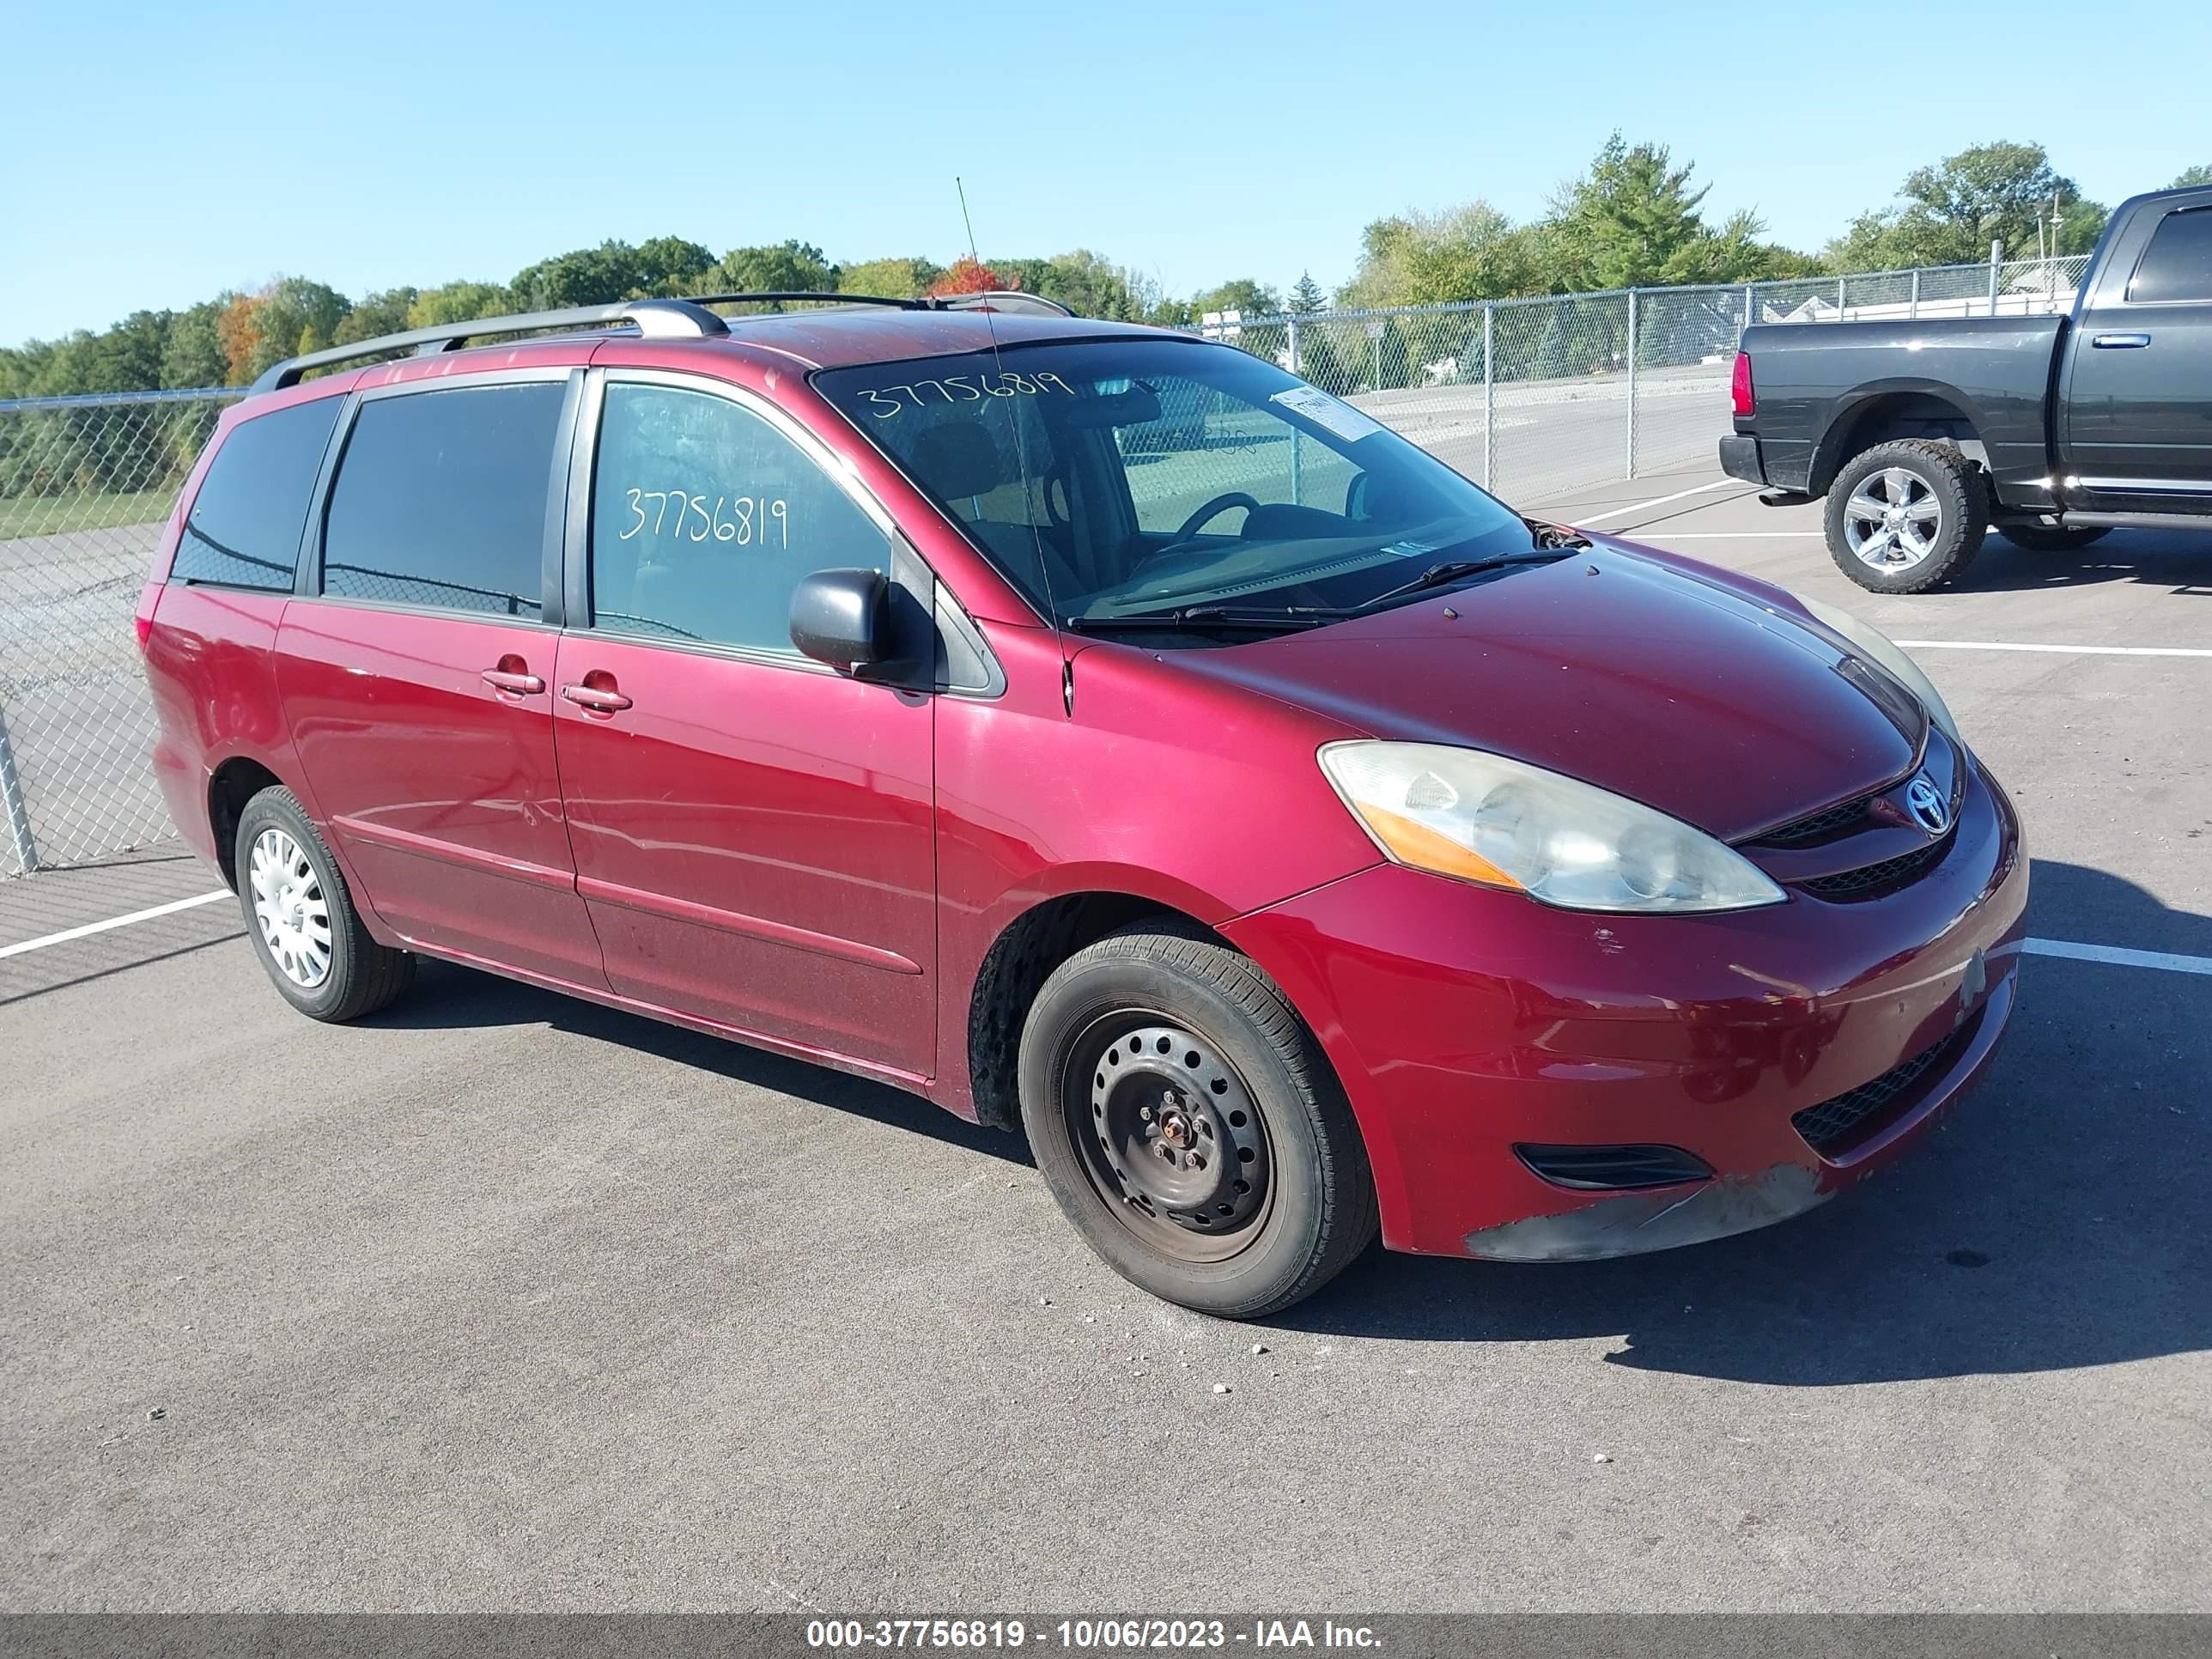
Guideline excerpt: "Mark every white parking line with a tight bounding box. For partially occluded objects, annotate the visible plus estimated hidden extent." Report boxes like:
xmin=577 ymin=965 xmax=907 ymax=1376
xmin=0 ymin=889 xmax=233 ymax=961
xmin=2023 ymin=939 xmax=2212 ymax=976
xmin=1635 ymin=531 xmax=1826 ymax=539
xmin=1571 ymin=479 xmax=1740 ymax=526
xmin=1894 ymin=641 xmax=2212 ymax=659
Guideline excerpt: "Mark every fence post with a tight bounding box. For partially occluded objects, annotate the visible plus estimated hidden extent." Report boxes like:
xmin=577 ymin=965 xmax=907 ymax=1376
xmin=1743 ymin=283 xmax=1754 ymax=336
xmin=1481 ymin=303 xmax=1495 ymax=490
xmin=1837 ymin=275 xmax=1847 ymax=319
xmin=0 ymin=705 xmax=39 ymax=877
xmin=1286 ymin=313 xmax=1304 ymax=506
xmin=1988 ymin=241 xmax=2002 ymax=316
xmin=1910 ymin=268 xmax=1920 ymax=320
xmin=1624 ymin=289 xmax=1638 ymax=480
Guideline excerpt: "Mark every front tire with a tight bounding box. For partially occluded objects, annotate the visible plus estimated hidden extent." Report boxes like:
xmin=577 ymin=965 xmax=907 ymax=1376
xmin=1826 ymin=440 xmax=1989 ymax=593
xmin=1018 ymin=923 xmax=1376 ymax=1319
xmin=234 ymin=787 xmax=414 ymax=1022
xmin=1999 ymin=523 xmax=2110 ymax=554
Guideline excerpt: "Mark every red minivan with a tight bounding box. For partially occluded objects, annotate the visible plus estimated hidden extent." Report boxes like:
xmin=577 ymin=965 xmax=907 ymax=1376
xmin=137 ymin=293 xmax=2027 ymax=1316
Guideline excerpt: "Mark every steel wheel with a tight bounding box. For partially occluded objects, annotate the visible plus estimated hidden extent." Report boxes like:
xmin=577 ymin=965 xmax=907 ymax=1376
xmin=1065 ymin=1015 xmax=1274 ymax=1264
xmin=1843 ymin=466 xmax=1944 ymax=571
xmin=248 ymin=827 xmax=331 ymax=988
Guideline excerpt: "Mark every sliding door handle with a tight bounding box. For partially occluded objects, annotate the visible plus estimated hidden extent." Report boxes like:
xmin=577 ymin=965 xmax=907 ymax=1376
xmin=481 ymin=668 xmax=545 ymax=696
xmin=2091 ymin=333 xmax=2151 ymax=349
xmin=560 ymin=682 xmax=632 ymax=714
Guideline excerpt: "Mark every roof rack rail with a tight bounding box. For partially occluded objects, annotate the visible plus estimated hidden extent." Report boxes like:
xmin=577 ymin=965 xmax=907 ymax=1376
xmin=250 ymin=288 xmax=1075 ymax=393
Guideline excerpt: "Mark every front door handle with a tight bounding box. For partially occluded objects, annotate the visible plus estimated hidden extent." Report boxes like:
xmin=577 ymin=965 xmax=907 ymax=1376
xmin=2091 ymin=333 xmax=2151 ymax=349
xmin=560 ymin=679 xmax=633 ymax=714
xmin=482 ymin=667 xmax=545 ymax=696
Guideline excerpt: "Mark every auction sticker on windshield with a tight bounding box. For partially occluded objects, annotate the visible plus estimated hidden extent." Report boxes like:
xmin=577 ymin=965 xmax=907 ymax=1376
xmin=1270 ymin=385 xmax=1385 ymax=444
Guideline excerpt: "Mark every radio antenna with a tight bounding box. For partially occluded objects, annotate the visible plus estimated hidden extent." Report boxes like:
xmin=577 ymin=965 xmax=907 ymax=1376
xmin=955 ymin=176 xmax=1069 ymax=702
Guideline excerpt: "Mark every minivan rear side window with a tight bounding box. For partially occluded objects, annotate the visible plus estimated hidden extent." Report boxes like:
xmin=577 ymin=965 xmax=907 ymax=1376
xmin=587 ymin=381 xmax=891 ymax=654
xmin=173 ymin=397 xmax=343 ymax=590
xmin=321 ymin=381 xmax=567 ymax=618
xmin=2127 ymin=206 xmax=2212 ymax=303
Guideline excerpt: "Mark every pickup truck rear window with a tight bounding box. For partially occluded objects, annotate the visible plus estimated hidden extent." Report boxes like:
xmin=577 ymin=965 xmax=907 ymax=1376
xmin=2127 ymin=206 xmax=2212 ymax=304
xmin=173 ymin=398 xmax=343 ymax=590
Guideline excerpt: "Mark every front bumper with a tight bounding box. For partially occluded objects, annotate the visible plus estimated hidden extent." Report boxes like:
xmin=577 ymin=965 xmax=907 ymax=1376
xmin=1223 ymin=763 xmax=2028 ymax=1260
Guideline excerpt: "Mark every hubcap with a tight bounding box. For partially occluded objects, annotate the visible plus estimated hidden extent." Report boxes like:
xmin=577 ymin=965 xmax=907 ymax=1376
xmin=249 ymin=828 xmax=331 ymax=988
xmin=1844 ymin=467 xmax=1943 ymax=569
xmin=1066 ymin=1018 xmax=1273 ymax=1262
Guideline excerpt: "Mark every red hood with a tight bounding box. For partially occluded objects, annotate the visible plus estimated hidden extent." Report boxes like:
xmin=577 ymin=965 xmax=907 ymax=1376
xmin=1164 ymin=543 xmax=1921 ymax=843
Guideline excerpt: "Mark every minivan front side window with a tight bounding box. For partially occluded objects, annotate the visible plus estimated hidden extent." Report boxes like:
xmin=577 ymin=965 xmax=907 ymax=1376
xmin=321 ymin=381 xmax=566 ymax=617
xmin=587 ymin=381 xmax=892 ymax=655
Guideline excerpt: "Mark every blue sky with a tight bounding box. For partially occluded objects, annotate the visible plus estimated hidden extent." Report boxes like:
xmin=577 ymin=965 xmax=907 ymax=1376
xmin=6 ymin=0 xmax=2207 ymax=345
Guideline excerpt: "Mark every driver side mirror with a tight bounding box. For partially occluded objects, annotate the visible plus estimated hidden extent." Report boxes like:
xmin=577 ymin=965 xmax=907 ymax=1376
xmin=790 ymin=568 xmax=887 ymax=669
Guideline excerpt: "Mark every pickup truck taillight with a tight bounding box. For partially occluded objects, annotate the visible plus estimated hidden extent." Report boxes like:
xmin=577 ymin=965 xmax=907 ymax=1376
xmin=1730 ymin=350 xmax=1755 ymax=417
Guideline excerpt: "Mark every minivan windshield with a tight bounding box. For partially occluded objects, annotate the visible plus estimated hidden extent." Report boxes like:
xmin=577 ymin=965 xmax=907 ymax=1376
xmin=814 ymin=338 xmax=1556 ymax=638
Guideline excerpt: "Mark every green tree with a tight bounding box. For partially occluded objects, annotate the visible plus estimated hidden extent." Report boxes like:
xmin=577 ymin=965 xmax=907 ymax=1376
xmin=636 ymin=236 xmax=716 ymax=295
xmin=1189 ymin=278 xmax=1281 ymax=319
xmin=1824 ymin=141 xmax=2106 ymax=269
xmin=995 ymin=251 xmax=1154 ymax=319
xmin=510 ymin=240 xmax=647 ymax=307
xmin=333 ymin=288 xmax=419 ymax=345
xmin=707 ymin=240 xmax=839 ymax=300
xmin=408 ymin=283 xmax=514 ymax=327
xmin=1287 ymin=271 xmax=1326 ymax=313
xmin=1340 ymin=202 xmax=1543 ymax=308
xmin=2169 ymin=164 xmax=2212 ymax=188
xmin=160 ymin=302 xmax=228 ymax=389
xmin=241 ymin=278 xmax=352 ymax=379
xmin=839 ymin=257 xmax=942 ymax=299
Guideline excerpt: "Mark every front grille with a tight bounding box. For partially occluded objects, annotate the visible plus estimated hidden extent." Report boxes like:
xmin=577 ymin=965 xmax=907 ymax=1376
xmin=1796 ymin=836 xmax=1948 ymax=898
xmin=1791 ymin=1020 xmax=1972 ymax=1156
xmin=1759 ymin=794 xmax=1873 ymax=845
xmin=1514 ymin=1143 xmax=1715 ymax=1191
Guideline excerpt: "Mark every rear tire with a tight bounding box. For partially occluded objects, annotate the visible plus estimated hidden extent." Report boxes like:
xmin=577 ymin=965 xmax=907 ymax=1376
xmin=1825 ymin=440 xmax=1989 ymax=594
xmin=1999 ymin=523 xmax=2110 ymax=554
xmin=234 ymin=787 xmax=414 ymax=1022
xmin=1018 ymin=921 xmax=1377 ymax=1319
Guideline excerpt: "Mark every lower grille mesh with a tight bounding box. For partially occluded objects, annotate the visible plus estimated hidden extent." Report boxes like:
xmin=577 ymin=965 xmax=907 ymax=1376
xmin=1791 ymin=1018 xmax=1973 ymax=1156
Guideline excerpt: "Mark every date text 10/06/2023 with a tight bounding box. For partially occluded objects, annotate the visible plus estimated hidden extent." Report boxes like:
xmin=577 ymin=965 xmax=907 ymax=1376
xmin=805 ymin=1620 xmax=1383 ymax=1650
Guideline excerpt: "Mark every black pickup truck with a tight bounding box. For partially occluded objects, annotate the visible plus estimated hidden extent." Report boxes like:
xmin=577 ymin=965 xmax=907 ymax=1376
xmin=1721 ymin=184 xmax=2212 ymax=592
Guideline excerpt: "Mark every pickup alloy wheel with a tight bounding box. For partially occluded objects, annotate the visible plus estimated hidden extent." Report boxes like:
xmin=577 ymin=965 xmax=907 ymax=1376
xmin=1826 ymin=440 xmax=1988 ymax=594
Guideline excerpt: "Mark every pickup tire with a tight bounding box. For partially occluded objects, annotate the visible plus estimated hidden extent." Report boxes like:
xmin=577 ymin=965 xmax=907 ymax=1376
xmin=1999 ymin=523 xmax=2111 ymax=554
xmin=1825 ymin=440 xmax=1990 ymax=594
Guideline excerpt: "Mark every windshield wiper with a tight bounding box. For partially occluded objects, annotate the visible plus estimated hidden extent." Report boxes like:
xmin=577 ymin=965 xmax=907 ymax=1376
xmin=1349 ymin=529 xmax=1586 ymax=616
xmin=1065 ymin=604 xmax=1350 ymax=635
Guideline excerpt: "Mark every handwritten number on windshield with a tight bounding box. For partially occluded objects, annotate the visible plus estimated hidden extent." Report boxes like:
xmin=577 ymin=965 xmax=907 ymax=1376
xmin=620 ymin=489 xmax=788 ymax=548
xmin=858 ymin=371 xmax=1079 ymax=418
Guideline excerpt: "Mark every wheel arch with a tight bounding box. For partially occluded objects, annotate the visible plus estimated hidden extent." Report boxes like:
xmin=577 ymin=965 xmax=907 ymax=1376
xmin=207 ymin=755 xmax=289 ymax=891
xmin=1812 ymin=384 xmax=1990 ymax=496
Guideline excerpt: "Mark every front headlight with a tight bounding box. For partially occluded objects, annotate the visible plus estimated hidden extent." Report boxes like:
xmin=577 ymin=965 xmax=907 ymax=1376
xmin=1793 ymin=592 xmax=1961 ymax=747
xmin=1318 ymin=742 xmax=1785 ymax=914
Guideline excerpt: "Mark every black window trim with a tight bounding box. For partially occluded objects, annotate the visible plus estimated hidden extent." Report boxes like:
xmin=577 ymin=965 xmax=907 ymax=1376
xmin=295 ymin=365 xmax=584 ymax=629
xmin=170 ymin=392 xmax=349 ymax=594
xmin=564 ymin=365 xmax=1002 ymax=696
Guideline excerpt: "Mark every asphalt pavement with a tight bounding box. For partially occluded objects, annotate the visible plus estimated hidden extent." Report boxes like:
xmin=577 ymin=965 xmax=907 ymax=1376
xmin=2 ymin=464 xmax=2208 ymax=1613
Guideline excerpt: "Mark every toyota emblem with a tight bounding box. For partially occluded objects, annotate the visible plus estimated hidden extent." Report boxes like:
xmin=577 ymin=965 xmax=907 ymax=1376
xmin=1905 ymin=775 xmax=1950 ymax=835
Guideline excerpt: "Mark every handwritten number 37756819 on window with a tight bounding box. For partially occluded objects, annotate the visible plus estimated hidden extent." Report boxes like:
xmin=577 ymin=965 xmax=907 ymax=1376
xmin=620 ymin=489 xmax=789 ymax=548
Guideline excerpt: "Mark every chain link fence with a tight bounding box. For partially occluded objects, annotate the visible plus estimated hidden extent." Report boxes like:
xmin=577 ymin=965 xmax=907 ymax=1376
xmin=0 ymin=252 xmax=2092 ymax=878
xmin=0 ymin=388 xmax=240 ymax=877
